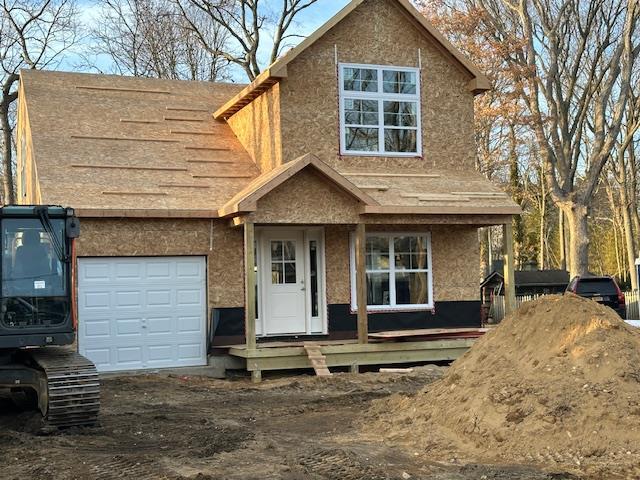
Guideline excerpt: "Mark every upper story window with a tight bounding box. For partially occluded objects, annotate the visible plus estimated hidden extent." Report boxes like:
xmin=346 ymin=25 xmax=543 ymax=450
xmin=339 ymin=63 xmax=421 ymax=157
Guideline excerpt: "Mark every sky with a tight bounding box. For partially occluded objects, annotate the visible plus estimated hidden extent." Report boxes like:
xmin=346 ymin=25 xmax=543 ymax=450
xmin=69 ymin=0 xmax=352 ymax=80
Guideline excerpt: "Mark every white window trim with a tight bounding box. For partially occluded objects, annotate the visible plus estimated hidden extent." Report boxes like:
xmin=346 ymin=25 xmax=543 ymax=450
xmin=339 ymin=62 xmax=422 ymax=157
xmin=350 ymin=231 xmax=434 ymax=312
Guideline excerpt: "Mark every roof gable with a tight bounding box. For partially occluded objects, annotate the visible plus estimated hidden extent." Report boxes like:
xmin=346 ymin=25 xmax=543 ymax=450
xmin=214 ymin=0 xmax=490 ymax=119
xmin=218 ymin=153 xmax=378 ymax=217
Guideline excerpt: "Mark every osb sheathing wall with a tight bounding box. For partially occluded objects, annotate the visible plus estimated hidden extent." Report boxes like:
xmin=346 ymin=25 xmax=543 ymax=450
xmin=278 ymin=0 xmax=477 ymax=172
xmin=247 ymin=169 xmax=362 ymax=224
xmin=325 ymin=224 xmax=480 ymax=304
xmin=16 ymin=84 xmax=41 ymax=205
xmin=76 ymin=219 xmax=245 ymax=308
xmin=227 ymin=84 xmax=282 ymax=173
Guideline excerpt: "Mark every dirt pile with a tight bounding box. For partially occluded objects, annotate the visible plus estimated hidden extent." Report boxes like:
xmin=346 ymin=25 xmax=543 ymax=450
xmin=369 ymin=294 xmax=640 ymax=478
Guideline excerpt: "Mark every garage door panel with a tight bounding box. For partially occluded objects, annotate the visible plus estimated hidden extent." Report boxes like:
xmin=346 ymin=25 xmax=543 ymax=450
xmin=115 ymin=261 xmax=143 ymax=280
xmin=178 ymin=343 xmax=204 ymax=360
xmin=116 ymin=346 xmax=143 ymax=365
xmin=146 ymin=289 xmax=173 ymax=307
xmin=84 ymin=319 xmax=111 ymax=339
xmin=177 ymin=289 xmax=203 ymax=306
xmin=81 ymin=291 xmax=111 ymax=310
xmin=115 ymin=317 xmax=143 ymax=337
xmin=147 ymin=344 xmax=173 ymax=362
xmin=176 ymin=260 xmax=204 ymax=279
xmin=177 ymin=315 xmax=202 ymax=333
xmin=146 ymin=261 xmax=172 ymax=279
xmin=147 ymin=316 xmax=173 ymax=334
xmin=78 ymin=256 xmax=207 ymax=372
xmin=82 ymin=263 xmax=111 ymax=281
xmin=85 ymin=348 xmax=111 ymax=368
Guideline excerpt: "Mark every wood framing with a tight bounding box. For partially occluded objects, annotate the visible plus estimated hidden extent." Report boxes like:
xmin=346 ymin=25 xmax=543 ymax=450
xmin=355 ymin=223 xmax=368 ymax=344
xmin=503 ymin=221 xmax=517 ymax=315
xmin=228 ymin=337 xmax=476 ymax=376
xmin=244 ymin=222 xmax=257 ymax=351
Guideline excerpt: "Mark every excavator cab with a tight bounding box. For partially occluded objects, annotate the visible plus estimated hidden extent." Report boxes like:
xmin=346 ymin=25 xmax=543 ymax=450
xmin=0 ymin=206 xmax=99 ymax=429
xmin=0 ymin=206 xmax=78 ymax=349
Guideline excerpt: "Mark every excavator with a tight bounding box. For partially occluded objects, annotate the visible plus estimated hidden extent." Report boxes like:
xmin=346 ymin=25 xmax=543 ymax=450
xmin=0 ymin=205 xmax=99 ymax=429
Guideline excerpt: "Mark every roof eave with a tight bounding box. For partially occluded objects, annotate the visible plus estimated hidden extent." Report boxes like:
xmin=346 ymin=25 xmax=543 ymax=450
xmin=362 ymin=205 xmax=522 ymax=215
xmin=213 ymin=66 xmax=288 ymax=120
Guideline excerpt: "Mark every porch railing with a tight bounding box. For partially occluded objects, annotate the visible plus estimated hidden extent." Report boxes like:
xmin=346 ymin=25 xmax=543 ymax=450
xmin=488 ymin=291 xmax=640 ymax=323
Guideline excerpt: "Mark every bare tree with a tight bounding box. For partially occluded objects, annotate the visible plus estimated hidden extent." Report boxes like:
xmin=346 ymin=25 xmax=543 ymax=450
xmin=609 ymin=85 xmax=640 ymax=290
xmin=175 ymin=0 xmax=319 ymax=81
xmin=0 ymin=0 xmax=78 ymax=204
xmin=90 ymin=0 xmax=229 ymax=81
xmin=466 ymin=0 xmax=640 ymax=276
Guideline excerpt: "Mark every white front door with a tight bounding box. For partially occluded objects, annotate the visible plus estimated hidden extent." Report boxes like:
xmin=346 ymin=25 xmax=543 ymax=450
xmin=260 ymin=230 xmax=307 ymax=335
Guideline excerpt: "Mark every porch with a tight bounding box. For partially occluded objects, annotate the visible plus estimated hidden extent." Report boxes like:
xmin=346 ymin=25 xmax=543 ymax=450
xmin=216 ymin=155 xmax=519 ymax=381
xmin=221 ymin=333 xmax=480 ymax=382
xmin=228 ymin=218 xmax=516 ymax=382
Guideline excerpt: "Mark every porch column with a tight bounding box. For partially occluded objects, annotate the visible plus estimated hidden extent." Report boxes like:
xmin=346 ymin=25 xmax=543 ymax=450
xmin=244 ymin=221 xmax=257 ymax=351
xmin=502 ymin=221 xmax=517 ymax=315
xmin=355 ymin=223 xmax=368 ymax=344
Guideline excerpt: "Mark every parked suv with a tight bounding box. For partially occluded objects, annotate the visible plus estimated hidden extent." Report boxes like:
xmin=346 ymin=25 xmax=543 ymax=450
xmin=566 ymin=275 xmax=626 ymax=318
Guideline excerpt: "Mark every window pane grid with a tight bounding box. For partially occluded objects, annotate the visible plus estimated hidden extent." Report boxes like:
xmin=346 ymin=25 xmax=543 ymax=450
xmin=361 ymin=234 xmax=430 ymax=308
xmin=271 ymin=240 xmax=297 ymax=284
xmin=340 ymin=64 xmax=420 ymax=156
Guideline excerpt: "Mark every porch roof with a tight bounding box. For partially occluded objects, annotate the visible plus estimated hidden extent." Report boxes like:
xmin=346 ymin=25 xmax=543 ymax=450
xmin=219 ymin=154 xmax=521 ymax=219
xmin=218 ymin=153 xmax=379 ymax=217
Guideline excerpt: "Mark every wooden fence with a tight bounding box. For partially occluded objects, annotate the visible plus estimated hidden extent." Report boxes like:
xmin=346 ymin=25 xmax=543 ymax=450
xmin=627 ymin=290 xmax=640 ymax=320
xmin=489 ymin=291 xmax=640 ymax=323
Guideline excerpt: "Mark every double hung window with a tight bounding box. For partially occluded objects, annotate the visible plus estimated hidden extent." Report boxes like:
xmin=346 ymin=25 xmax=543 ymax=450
xmin=340 ymin=64 xmax=421 ymax=156
xmin=351 ymin=232 xmax=433 ymax=311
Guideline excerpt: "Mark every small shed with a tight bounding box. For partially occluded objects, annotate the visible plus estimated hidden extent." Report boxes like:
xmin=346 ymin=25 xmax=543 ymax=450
xmin=481 ymin=269 xmax=570 ymax=303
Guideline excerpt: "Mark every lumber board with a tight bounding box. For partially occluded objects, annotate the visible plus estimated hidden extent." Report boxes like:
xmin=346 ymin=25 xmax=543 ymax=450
xmin=101 ymin=191 xmax=167 ymax=196
xmin=120 ymin=119 xmax=160 ymax=124
xmin=228 ymin=338 xmax=475 ymax=359
xmin=369 ymin=328 xmax=487 ymax=339
xmin=244 ymin=222 xmax=257 ymax=350
xmin=70 ymin=135 xmax=178 ymax=143
xmin=166 ymin=106 xmax=209 ymax=112
xmin=72 ymin=164 xmax=187 ymax=172
xmin=76 ymin=85 xmax=170 ymax=94
xmin=343 ymin=172 xmax=441 ymax=178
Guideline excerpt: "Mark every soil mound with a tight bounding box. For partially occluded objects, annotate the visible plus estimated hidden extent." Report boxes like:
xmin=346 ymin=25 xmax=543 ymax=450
xmin=369 ymin=294 xmax=640 ymax=477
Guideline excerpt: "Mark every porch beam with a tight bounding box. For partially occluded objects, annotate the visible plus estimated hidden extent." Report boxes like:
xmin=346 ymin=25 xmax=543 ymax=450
xmin=502 ymin=221 xmax=517 ymax=315
xmin=355 ymin=223 xmax=368 ymax=344
xmin=244 ymin=221 xmax=257 ymax=351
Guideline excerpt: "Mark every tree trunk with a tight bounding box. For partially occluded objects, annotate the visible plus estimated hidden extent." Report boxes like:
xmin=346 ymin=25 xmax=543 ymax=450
xmin=622 ymin=199 xmax=638 ymax=291
xmin=538 ymin=169 xmax=546 ymax=269
xmin=559 ymin=208 xmax=566 ymax=271
xmin=564 ymin=203 xmax=589 ymax=277
xmin=0 ymin=100 xmax=15 ymax=205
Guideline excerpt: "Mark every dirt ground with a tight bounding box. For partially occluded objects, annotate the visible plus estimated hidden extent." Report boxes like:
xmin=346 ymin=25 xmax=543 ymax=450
xmin=1 ymin=367 xmax=580 ymax=480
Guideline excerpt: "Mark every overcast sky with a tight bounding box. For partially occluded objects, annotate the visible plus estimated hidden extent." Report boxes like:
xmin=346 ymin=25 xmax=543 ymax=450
xmin=70 ymin=0 xmax=351 ymax=80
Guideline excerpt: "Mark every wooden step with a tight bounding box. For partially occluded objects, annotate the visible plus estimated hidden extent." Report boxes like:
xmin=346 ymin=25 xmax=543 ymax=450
xmin=303 ymin=343 xmax=332 ymax=377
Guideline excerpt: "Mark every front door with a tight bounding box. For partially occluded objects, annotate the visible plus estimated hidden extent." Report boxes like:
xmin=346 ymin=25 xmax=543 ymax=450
xmin=260 ymin=230 xmax=307 ymax=335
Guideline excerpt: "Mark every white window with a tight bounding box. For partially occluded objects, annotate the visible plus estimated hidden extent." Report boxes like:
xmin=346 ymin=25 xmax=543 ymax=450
xmin=339 ymin=63 xmax=421 ymax=156
xmin=350 ymin=232 xmax=433 ymax=311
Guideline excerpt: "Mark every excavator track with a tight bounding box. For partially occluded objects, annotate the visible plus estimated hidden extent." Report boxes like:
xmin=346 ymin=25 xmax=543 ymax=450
xmin=28 ymin=347 xmax=100 ymax=429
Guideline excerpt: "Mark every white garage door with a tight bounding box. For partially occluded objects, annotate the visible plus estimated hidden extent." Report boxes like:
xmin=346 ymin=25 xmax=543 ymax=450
xmin=78 ymin=256 xmax=207 ymax=372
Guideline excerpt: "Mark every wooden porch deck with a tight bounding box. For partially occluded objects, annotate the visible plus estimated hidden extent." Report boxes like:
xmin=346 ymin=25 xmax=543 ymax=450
xmin=222 ymin=330 xmax=482 ymax=382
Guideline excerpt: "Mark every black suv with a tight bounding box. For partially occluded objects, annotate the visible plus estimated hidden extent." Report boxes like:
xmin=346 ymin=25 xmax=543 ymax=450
xmin=566 ymin=275 xmax=626 ymax=319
